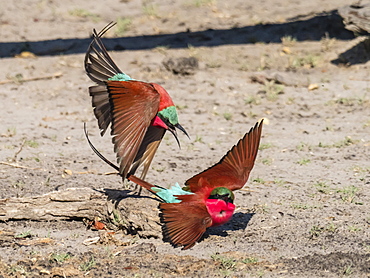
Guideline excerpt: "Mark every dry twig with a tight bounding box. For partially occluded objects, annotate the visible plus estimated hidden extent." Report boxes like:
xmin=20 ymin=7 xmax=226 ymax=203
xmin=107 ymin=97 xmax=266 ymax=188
xmin=0 ymin=72 xmax=63 ymax=85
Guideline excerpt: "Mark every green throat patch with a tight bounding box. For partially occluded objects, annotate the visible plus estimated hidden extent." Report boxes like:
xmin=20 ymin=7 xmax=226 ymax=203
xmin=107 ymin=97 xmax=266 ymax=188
xmin=158 ymin=106 xmax=179 ymax=125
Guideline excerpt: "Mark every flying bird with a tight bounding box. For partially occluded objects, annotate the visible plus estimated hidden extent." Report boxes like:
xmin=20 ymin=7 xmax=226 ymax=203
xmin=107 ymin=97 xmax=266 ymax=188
xmin=85 ymin=120 xmax=263 ymax=249
xmin=84 ymin=22 xmax=188 ymax=180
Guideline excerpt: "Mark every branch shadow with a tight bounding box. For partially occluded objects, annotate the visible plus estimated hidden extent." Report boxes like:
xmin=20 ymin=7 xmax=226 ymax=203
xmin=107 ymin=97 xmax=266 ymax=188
xmin=0 ymin=10 xmax=353 ymax=58
xmin=94 ymin=188 xmax=161 ymax=208
xmin=331 ymin=37 xmax=370 ymax=65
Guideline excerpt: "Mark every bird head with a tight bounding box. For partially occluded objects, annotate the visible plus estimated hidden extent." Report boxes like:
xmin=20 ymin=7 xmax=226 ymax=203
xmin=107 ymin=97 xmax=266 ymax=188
xmin=157 ymin=106 xmax=189 ymax=147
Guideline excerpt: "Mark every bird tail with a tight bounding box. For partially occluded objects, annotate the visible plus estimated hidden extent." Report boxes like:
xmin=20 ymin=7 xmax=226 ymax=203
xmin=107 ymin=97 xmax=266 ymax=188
xmin=84 ymin=125 xmax=191 ymax=203
xmin=84 ymin=123 xmax=165 ymax=198
xmin=84 ymin=122 xmax=119 ymax=171
xmin=126 ymin=175 xmax=158 ymax=195
xmin=84 ymin=22 xmax=123 ymax=84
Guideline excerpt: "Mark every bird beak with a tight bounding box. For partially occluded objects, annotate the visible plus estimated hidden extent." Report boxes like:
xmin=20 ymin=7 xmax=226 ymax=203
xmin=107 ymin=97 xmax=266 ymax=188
xmin=168 ymin=123 xmax=190 ymax=149
xmin=168 ymin=127 xmax=181 ymax=148
xmin=175 ymin=123 xmax=190 ymax=139
xmin=221 ymin=194 xmax=234 ymax=204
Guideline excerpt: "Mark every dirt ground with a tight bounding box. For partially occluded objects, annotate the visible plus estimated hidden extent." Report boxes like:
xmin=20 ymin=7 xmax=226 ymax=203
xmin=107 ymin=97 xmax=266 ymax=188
xmin=0 ymin=0 xmax=369 ymax=277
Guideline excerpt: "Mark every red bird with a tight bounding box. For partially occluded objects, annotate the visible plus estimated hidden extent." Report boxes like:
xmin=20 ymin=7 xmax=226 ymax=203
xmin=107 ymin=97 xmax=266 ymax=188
xmin=84 ymin=22 xmax=188 ymax=180
xmin=85 ymin=120 xmax=263 ymax=249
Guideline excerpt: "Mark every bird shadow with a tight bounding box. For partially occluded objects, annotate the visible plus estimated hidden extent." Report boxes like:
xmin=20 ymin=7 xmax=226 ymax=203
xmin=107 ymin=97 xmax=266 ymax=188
xmin=0 ymin=10 xmax=353 ymax=58
xmin=94 ymin=188 xmax=254 ymax=236
xmin=204 ymin=212 xmax=255 ymax=239
xmin=95 ymin=188 xmax=255 ymax=246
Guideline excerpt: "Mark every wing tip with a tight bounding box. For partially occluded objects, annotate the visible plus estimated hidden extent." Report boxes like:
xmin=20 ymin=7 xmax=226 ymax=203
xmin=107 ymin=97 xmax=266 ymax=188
xmin=159 ymin=202 xmax=211 ymax=250
xmin=159 ymin=206 xmax=199 ymax=250
xmin=92 ymin=21 xmax=117 ymax=39
xmin=85 ymin=22 xmax=121 ymax=83
xmin=252 ymin=118 xmax=264 ymax=135
xmin=160 ymin=224 xmax=197 ymax=250
xmin=183 ymin=119 xmax=264 ymax=191
xmin=159 ymin=210 xmax=180 ymax=247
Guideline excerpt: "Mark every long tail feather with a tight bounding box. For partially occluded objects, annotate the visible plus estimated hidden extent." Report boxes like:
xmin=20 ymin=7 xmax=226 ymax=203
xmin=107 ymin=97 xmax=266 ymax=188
xmin=84 ymin=123 xmax=165 ymax=198
xmin=84 ymin=123 xmax=119 ymax=172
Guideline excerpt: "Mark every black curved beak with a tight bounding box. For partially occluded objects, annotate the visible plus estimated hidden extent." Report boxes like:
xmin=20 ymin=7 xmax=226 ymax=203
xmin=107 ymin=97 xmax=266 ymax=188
xmin=208 ymin=193 xmax=234 ymax=204
xmin=168 ymin=127 xmax=180 ymax=148
xmin=168 ymin=123 xmax=190 ymax=149
xmin=175 ymin=123 xmax=190 ymax=139
xmin=222 ymin=194 xmax=234 ymax=204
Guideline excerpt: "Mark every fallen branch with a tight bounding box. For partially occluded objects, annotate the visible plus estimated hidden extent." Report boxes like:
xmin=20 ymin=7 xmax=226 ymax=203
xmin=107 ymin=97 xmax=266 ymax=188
xmin=0 ymin=161 xmax=44 ymax=171
xmin=0 ymin=187 xmax=161 ymax=238
xmin=0 ymin=72 xmax=63 ymax=85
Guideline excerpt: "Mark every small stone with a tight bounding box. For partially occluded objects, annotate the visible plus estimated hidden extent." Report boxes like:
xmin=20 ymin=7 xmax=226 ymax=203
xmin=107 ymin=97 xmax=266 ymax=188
xmin=308 ymin=83 xmax=319 ymax=91
xmin=163 ymin=57 xmax=199 ymax=75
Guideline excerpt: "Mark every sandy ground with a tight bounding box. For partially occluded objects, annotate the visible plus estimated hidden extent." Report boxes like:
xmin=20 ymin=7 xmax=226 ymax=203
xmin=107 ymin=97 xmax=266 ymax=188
xmin=0 ymin=0 xmax=369 ymax=277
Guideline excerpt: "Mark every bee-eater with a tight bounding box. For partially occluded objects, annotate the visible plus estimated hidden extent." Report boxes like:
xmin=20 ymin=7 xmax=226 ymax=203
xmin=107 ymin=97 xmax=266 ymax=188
xmin=84 ymin=22 xmax=188 ymax=180
xmin=85 ymin=120 xmax=263 ymax=250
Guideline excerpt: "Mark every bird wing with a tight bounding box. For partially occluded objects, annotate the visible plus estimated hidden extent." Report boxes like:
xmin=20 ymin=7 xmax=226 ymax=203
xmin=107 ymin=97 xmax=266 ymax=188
xmin=184 ymin=120 xmax=263 ymax=192
xmin=84 ymin=22 xmax=122 ymax=84
xmin=89 ymin=85 xmax=112 ymax=136
xmin=159 ymin=201 xmax=212 ymax=250
xmin=127 ymin=174 xmax=212 ymax=249
xmin=108 ymin=80 xmax=161 ymax=178
xmin=129 ymin=126 xmax=166 ymax=179
xmin=86 ymin=23 xmax=126 ymax=136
